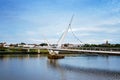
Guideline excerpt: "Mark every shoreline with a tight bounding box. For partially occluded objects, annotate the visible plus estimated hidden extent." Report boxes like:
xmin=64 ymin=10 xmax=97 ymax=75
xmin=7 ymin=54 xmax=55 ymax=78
xmin=0 ymin=51 xmax=120 ymax=56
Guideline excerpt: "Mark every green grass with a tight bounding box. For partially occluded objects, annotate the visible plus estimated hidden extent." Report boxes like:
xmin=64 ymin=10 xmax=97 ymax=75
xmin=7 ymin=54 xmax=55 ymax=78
xmin=29 ymin=49 xmax=48 ymax=53
xmin=0 ymin=47 xmax=49 ymax=53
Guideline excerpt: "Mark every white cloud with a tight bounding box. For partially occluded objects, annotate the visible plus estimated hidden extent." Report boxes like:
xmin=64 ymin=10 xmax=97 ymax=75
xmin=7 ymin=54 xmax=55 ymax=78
xmin=69 ymin=27 xmax=100 ymax=32
xmin=38 ymin=38 xmax=59 ymax=44
xmin=27 ymin=38 xmax=44 ymax=43
xmin=69 ymin=24 xmax=120 ymax=33
xmin=76 ymin=33 xmax=91 ymax=36
xmin=26 ymin=31 xmax=37 ymax=36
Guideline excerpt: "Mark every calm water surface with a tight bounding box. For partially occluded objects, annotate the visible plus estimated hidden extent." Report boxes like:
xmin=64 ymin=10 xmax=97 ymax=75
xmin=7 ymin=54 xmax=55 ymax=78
xmin=0 ymin=54 xmax=120 ymax=80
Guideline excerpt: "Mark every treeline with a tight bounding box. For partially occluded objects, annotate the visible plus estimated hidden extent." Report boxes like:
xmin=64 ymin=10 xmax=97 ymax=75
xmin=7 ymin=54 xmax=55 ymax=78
xmin=82 ymin=44 xmax=120 ymax=48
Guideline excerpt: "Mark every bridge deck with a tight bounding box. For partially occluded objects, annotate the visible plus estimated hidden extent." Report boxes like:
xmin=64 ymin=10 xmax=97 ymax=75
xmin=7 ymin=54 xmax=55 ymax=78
xmin=9 ymin=47 xmax=120 ymax=55
xmin=51 ymin=48 xmax=120 ymax=55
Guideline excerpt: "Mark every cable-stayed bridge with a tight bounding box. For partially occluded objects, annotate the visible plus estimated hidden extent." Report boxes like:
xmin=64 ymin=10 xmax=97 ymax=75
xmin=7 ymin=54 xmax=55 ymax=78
xmin=8 ymin=15 xmax=120 ymax=55
xmin=44 ymin=15 xmax=120 ymax=55
xmin=5 ymin=15 xmax=120 ymax=55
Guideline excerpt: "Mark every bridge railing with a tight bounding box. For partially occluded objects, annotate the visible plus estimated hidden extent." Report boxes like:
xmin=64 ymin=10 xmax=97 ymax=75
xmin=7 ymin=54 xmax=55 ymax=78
xmin=68 ymin=47 xmax=120 ymax=52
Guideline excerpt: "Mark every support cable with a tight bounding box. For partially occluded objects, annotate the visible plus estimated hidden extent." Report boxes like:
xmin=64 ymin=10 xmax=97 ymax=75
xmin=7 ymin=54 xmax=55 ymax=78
xmin=57 ymin=15 xmax=84 ymax=48
xmin=69 ymin=26 xmax=83 ymax=44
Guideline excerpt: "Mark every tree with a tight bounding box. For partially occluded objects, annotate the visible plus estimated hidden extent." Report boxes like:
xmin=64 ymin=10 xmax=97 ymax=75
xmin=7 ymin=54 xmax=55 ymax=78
xmin=20 ymin=42 xmax=26 ymax=45
xmin=40 ymin=43 xmax=48 ymax=46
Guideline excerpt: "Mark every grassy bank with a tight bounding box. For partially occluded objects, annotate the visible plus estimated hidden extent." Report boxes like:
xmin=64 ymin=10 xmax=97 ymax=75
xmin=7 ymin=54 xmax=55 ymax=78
xmin=0 ymin=47 xmax=49 ymax=54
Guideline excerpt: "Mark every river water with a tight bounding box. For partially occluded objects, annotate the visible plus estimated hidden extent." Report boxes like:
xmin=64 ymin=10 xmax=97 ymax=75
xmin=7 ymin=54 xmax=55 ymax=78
xmin=0 ymin=54 xmax=120 ymax=80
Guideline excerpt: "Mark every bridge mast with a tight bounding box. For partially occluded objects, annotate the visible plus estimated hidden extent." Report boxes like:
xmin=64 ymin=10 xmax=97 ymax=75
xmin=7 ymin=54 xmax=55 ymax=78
xmin=57 ymin=15 xmax=74 ymax=48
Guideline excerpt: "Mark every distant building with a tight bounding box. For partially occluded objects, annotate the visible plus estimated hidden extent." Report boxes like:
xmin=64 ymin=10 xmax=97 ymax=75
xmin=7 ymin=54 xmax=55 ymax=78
xmin=106 ymin=40 xmax=109 ymax=45
xmin=0 ymin=42 xmax=7 ymax=47
xmin=50 ymin=44 xmax=58 ymax=48
xmin=101 ymin=40 xmax=110 ymax=47
xmin=61 ymin=43 xmax=80 ymax=49
xmin=17 ymin=44 xmax=36 ymax=48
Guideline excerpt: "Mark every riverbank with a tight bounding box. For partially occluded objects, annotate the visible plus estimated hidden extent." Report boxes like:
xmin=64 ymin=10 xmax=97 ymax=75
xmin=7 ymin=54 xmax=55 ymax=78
xmin=0 ymin=48 xmax=49 ymax=54
xmin=1 ymin=48 xmax=120 ymax=56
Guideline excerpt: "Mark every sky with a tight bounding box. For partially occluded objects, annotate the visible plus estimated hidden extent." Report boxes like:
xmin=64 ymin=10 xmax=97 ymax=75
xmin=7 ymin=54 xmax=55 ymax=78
xmin=0 ymin=0 xmax=120 ymax=44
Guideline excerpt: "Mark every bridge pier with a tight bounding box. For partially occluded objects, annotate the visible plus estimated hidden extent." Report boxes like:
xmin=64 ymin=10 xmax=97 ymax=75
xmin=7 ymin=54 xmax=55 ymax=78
xmin=37 ymin=49 xmax=40 ymax=53
xmin=27 ymin=49 xmax=30 ymax=52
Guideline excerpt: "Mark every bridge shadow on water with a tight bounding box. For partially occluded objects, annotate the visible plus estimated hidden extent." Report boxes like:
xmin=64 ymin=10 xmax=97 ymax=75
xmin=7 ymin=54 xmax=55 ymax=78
xmin=47 ymin=59 xmax=120 ymax=80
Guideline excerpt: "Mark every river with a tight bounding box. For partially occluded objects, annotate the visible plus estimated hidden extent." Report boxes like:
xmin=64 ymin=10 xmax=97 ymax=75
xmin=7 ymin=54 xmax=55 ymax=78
xmin=0 ymin=54 xmax=120 ymax=80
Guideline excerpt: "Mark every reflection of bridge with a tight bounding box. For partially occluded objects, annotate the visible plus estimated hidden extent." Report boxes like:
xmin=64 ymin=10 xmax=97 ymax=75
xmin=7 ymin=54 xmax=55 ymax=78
xmin=47 ymin=57 xmax=120 ymax=80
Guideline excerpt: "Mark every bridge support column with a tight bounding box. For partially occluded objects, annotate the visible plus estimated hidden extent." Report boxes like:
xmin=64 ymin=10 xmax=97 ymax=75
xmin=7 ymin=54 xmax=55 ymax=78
xmin=27 ymin=49 xmax=30 ymax=52
xmin=37 ymin=49 xmax=40 ymax=53
xmin=110 ymin=49 xmax=112 ymax=52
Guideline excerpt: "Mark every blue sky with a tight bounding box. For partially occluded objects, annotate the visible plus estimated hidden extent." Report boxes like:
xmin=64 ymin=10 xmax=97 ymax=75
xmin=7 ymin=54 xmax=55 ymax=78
xmin=0 ymin=0 xmax=120 ymax=44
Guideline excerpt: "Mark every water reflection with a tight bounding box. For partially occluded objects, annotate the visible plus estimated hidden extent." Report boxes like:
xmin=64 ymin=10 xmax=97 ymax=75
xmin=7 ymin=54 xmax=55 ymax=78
xmin=47 ymin=59 xmax=66 ymax=80
xmin=47 ymin=57 xmax=120 ymax=80
xmin=47 ymin=57 xmax=120 ymax=73
xmin=0 ymin=54 xmax=120 ymax=80
xmin=0 ymin=54 xmax=45 ymax=60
